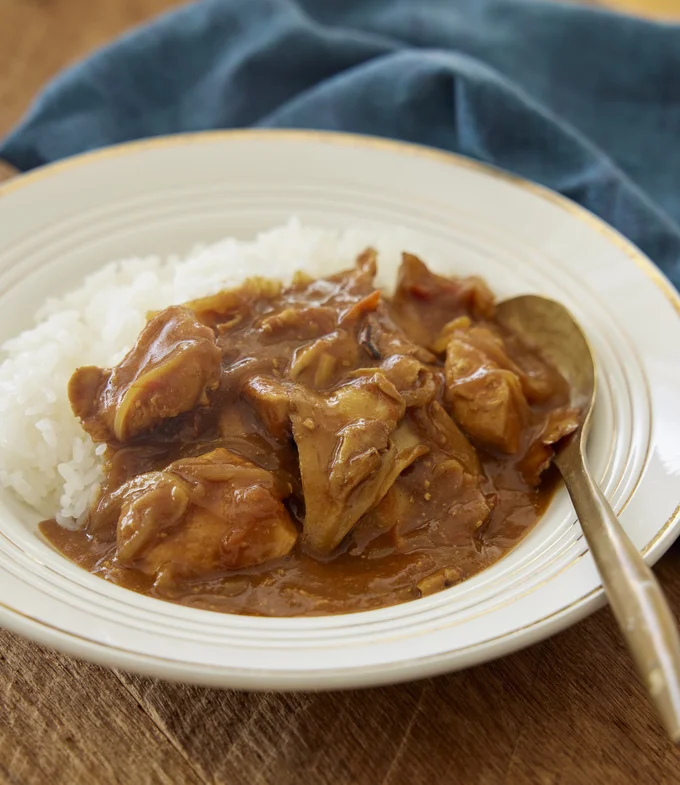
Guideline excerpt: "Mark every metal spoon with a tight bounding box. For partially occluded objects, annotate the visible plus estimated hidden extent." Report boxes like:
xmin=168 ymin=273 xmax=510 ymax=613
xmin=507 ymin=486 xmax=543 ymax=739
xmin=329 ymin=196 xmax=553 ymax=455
xmin=496 ymin=294 xmax=680 ymax=742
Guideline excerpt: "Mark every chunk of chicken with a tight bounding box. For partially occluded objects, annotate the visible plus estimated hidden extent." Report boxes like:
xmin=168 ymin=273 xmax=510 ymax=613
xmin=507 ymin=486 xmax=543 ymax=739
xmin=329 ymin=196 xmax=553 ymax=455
xmin=69 ymin=306 xmax=221 ymax=443
xmin=91 ymin=448 xmax=297 ymax=583
xmin=241 ymin=375 xmax=291 ymax=441
xmin=441 ymin=323 xmax=565 ymax=405
xmin=391 ymin=253 xmax=495 ymax=350
xmin=445 ymin=330 xmax=530 ymax=454
xmin=426 ymin=458 xmax=493 ymax=543
xmin=445 ymin=322 xmax=579 ymax=481
xmin=350 ymin=398 xmax=488 ymax=554
xmin=290 ymin=375 xmax=429 ymax=553
xmin=354 ymin=455 xmax=491 ymax=554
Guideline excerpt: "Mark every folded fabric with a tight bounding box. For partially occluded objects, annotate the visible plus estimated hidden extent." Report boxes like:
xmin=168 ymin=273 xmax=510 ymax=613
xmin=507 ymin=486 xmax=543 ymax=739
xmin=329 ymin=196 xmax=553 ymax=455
xmin=2 ymin=0 xmax=679 ymax=287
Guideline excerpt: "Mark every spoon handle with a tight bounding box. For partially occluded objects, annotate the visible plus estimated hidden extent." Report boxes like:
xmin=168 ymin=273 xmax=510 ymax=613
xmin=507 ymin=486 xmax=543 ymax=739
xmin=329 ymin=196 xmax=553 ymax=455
xmin=557 ymin=441 xmax=680 ymax=742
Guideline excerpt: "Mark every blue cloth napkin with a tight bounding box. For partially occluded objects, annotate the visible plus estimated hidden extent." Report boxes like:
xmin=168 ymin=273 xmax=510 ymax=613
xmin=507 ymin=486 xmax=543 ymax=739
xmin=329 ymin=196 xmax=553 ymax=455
xmin=2 ymin=0 xmax=679 ymax=288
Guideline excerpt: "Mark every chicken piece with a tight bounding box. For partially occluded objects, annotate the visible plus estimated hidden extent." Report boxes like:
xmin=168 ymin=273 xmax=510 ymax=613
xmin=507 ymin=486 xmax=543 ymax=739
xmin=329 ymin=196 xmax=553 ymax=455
xmin=402 ymin=458 xmax=492 ymax=546
xmin=391 ymin=253 xmax=495 ymax=350
xmin=443 ymin=318 xmax=578 ymax=463
xmin=141 ymin=502 xmax=295 ymax=585
xmin=355 ymin=455 xmax=491 ymax=555
xmin=93 ymin=448 xmax=297 ymax=583
xmin=290 ymin=375 xmax=429 ymax=554
xmin=242 ymin=376 xmax=291 ymax=441
xmin=382 ymin=407 xmax=490 ymax=549
xmin=113 ymin=473 xmax=191 ymax=562
xmin=428 ymin=458 xmax=492 ymax=541
xmin=69 ymin=306 xmax=221 ymax=443
xmin=445 ymin=330 xmax=529 ymax=454
xmin=441 ymin=323 xmax=565 ymax=405
xmin=348 ymin=482 xmax=413 ymax=554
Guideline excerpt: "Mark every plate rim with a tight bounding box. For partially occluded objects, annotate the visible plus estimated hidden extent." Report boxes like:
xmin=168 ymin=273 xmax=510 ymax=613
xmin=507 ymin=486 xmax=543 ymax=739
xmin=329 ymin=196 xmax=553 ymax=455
xmin=0 ymin=128 xmax=678 ymax=689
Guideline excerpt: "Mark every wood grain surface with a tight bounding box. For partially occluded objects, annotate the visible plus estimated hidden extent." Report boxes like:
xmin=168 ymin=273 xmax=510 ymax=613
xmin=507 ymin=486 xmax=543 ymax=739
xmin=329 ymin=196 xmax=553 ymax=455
xmin=2 ymin=1 xmax=680 ymax=783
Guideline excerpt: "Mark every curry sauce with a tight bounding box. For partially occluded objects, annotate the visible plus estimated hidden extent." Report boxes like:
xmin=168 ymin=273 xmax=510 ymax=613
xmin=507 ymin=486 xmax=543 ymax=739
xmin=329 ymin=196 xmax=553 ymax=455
xmin=41 ymin=251 xmax=578 ymax=616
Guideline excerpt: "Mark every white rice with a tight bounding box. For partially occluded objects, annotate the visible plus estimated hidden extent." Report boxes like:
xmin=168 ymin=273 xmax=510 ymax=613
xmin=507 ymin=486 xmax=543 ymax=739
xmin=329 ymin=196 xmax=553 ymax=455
xmin=0 ymin=219 xmax=438 ymax=528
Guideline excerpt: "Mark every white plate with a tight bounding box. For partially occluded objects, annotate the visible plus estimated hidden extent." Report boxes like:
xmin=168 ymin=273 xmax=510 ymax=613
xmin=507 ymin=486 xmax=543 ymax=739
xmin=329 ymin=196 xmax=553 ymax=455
xmin=0 ymin=130 xmax=679 ymax=690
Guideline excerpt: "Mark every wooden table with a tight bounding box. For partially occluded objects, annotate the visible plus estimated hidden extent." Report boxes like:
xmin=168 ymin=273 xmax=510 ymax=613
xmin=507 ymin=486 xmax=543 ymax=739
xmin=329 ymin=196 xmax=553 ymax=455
xmin=2 ymin=2 xmax=680 ymax=783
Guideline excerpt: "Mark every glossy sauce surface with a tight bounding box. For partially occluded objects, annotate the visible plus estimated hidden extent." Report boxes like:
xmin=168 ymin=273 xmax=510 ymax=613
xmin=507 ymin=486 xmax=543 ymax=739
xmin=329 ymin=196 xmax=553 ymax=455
xmin=42 ymin=252 xmax=578 ymax=616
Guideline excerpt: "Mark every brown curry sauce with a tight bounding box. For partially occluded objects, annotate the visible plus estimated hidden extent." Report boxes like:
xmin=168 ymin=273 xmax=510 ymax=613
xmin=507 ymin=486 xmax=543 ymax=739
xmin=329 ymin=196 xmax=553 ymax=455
xmin=41 ymin=251 xmax=578 ymax=616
